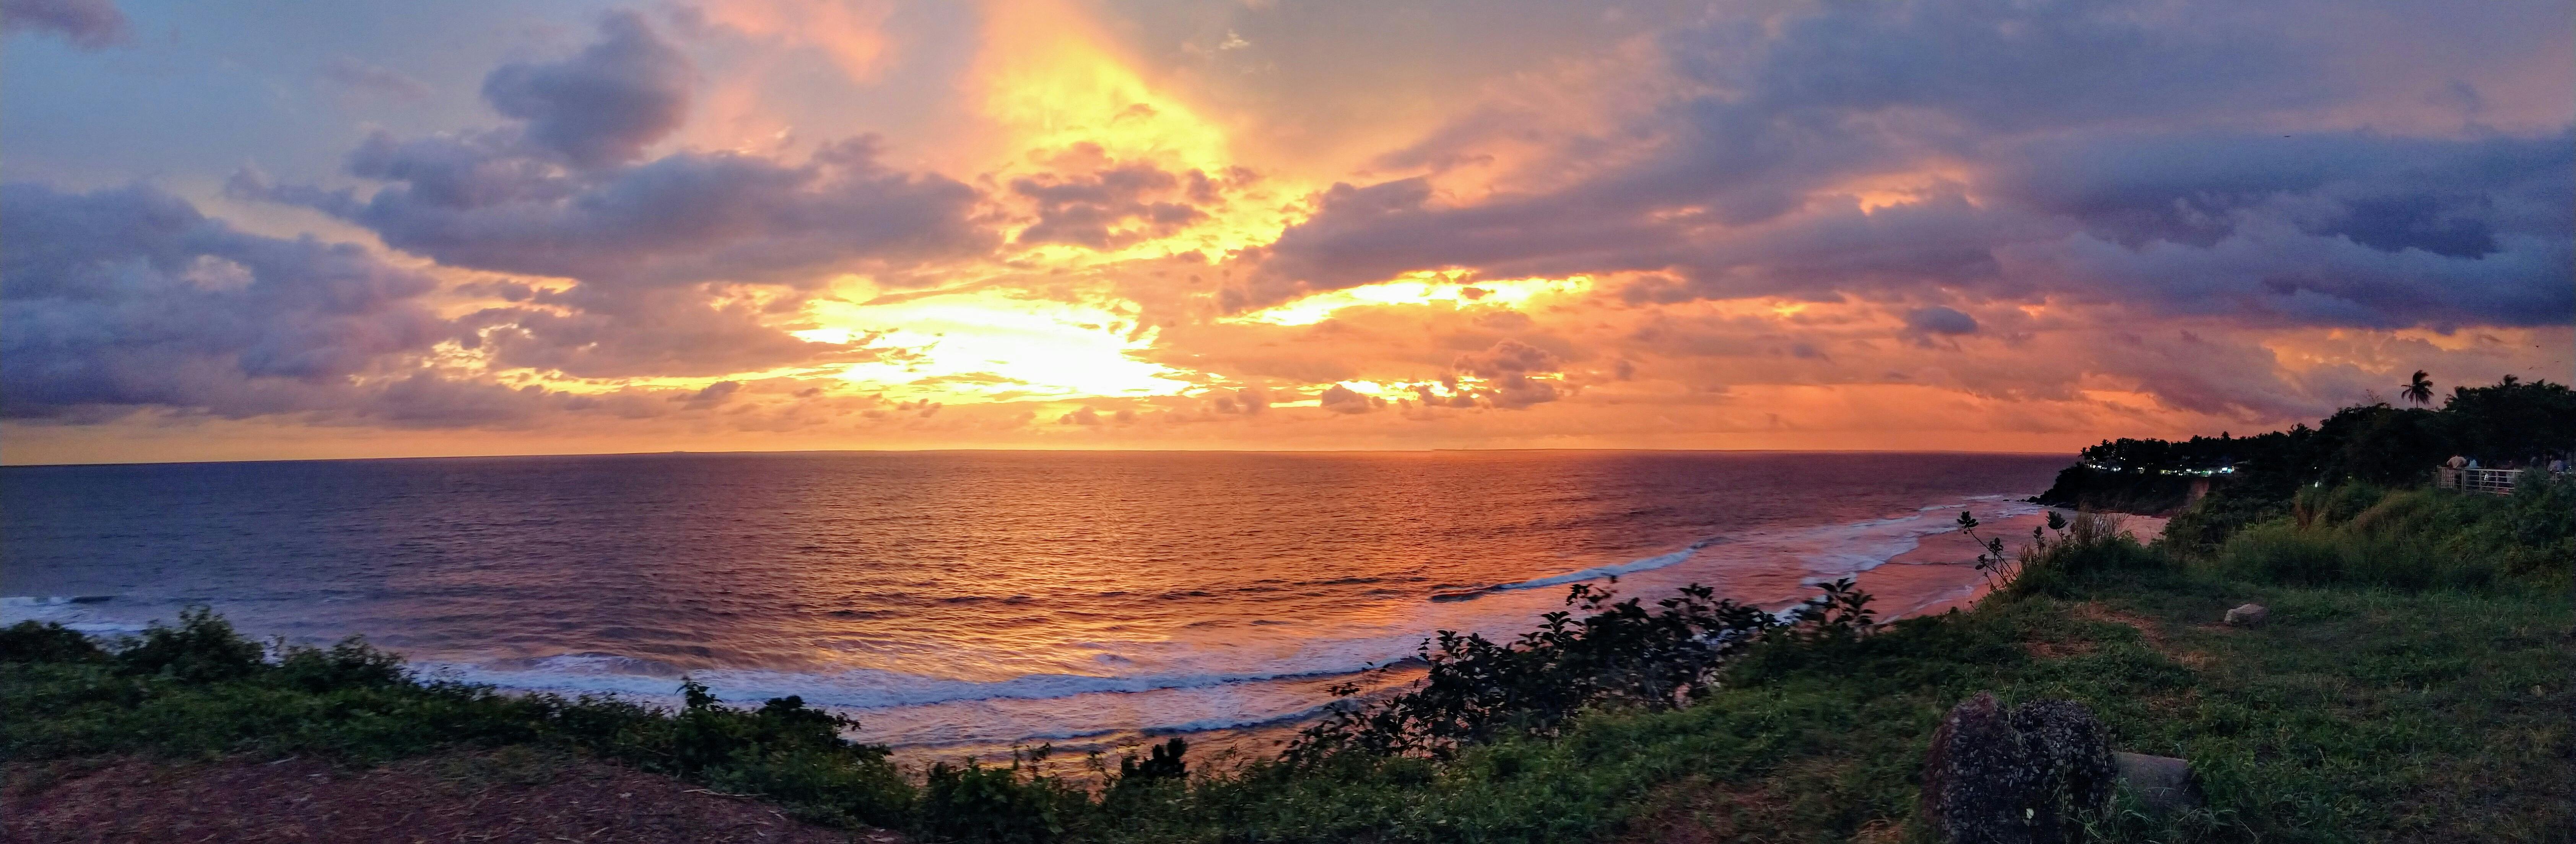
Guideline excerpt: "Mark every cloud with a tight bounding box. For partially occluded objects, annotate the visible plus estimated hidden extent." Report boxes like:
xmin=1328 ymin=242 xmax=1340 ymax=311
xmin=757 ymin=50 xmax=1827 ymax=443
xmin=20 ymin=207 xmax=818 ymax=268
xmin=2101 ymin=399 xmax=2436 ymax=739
xmin=3 ymin=0 xmax=127 ymax=49
xmin=1009 ymin=144 xmax=1246 ymax=250
xmin=218 ymin=8 xmax=1000 ymax=396
xmin=480 ymin=10 xmax=694 ymax=167
xmin=0 ymin=183 xmax=447 ymax=419
xmin=0 ymin=183 xmax=879 ymax=426
xmin=245 ymin=135 xmax=988 ymax=291
xmin=455 ymin=287 xmax=875 ymax=378
xmin=1903 ymin=305 xmax=1978 ymax=336
xmin=1317 ymin=383 xmax=1377 ymax=414
xmin=1452 ymin=339 xmax=1564 ymax=408
xmin=1452 ymin=338 xmax=1558 ymax=376
xmin=1225 ymin=0 xmax=2569 ymax=336
xmin=678 ymin=0 xmax=898 ymax=83
xmin=9 ymin=0 xmax=2568 ymax=453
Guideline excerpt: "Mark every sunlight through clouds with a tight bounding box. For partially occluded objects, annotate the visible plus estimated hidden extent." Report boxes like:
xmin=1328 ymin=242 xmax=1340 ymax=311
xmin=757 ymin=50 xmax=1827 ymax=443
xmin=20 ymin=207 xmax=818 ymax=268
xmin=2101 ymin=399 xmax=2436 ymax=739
xmin=807 ymin=291 xmax=1193 ymax=400
xmin=1229 ymin=274 xmax=1597 ymax=326
xmin=0 ymin=0 xmax=2565 ymax=462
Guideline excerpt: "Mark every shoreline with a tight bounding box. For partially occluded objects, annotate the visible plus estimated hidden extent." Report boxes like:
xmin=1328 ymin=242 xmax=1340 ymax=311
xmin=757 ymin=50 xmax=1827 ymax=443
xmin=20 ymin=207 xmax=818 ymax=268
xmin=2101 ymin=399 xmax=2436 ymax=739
xmin=1857 ymin=509 xmax=2170 ymax=618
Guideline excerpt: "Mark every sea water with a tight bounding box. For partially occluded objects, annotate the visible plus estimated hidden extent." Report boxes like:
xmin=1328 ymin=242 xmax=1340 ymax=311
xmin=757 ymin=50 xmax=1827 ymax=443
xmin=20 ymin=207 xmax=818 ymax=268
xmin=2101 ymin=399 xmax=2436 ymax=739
xmin=3 ymin=450 xmax=2059 ymax=760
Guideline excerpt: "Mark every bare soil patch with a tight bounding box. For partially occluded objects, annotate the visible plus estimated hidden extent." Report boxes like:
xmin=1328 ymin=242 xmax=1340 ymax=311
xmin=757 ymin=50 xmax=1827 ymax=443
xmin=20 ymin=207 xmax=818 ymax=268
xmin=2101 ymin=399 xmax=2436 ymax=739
xmin=3 ymin=750 xmax=901 ymax=844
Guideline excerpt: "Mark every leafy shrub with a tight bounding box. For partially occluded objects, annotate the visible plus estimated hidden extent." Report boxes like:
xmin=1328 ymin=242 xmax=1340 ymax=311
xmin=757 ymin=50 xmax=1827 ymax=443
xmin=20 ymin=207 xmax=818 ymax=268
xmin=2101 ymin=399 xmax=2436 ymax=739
xmin=2002 ymin=511 xmax=2167 ymax=597
xmin=274 ymin=635 xmax=410 ymax=692
xmin=115 ymin=607 xmax=266 ymax=683
xmin=2205 ymin=480 xmax=2574 ymax=591
xmin=2160 ymin=489 xmax=2293 ymax=560
xmin=1117 ymin=737 xmax=1188 ymax=782
xmin=0 ymin=611 xmax=920 ymax=832
xmin=0 ymin=619 xmax=104 ymax=663
xmin=1286 ymin=578 xmax=1876 ymax=761
xmin=921 ymin=750 xmax=1086 ymax=844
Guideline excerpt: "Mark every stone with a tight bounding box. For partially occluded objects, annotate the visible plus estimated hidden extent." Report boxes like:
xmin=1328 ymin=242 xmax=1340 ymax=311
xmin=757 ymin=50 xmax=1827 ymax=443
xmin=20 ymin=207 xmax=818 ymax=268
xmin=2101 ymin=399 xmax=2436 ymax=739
xmin=2012 ymin=700 xmax=2117 ymax=819
xmin=2113 ymin=752 xmax=2200 ymax=815
xmin=1919 ymin=693 xmax=2116 ymax=844
xmin=2223 ymin=603 xmax=2267 ymax=627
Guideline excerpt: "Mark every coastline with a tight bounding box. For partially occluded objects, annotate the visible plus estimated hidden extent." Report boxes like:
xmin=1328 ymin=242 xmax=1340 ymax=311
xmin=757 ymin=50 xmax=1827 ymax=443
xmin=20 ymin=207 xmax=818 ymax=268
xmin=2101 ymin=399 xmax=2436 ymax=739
xmin=1856 ymin=509 xmax=2171 ymax=618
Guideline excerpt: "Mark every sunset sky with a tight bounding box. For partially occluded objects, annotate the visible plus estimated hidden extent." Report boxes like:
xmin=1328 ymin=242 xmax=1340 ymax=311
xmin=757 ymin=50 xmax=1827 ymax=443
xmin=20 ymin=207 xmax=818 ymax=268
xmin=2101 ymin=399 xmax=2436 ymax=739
xmin=4 ymin=0 xmax=2568 ymax=463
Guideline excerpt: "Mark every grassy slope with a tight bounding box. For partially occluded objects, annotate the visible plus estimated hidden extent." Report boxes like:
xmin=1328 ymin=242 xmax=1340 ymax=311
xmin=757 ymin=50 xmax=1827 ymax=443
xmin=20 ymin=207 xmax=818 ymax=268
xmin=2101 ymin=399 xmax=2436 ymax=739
xmin=1176 ymin=565 xmax=2567 ymax=844
xmin=1599 ymin=573 xmax=2571 ymax=844
xmin=6 ymin=488 xmax=2569 ymax=843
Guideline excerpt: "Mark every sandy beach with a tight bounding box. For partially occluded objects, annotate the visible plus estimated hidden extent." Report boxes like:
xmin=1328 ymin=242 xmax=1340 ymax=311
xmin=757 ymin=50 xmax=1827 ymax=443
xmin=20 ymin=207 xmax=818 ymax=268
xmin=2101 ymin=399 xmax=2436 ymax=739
xmin=1855 ymin=510 xmax=2169 ymax=618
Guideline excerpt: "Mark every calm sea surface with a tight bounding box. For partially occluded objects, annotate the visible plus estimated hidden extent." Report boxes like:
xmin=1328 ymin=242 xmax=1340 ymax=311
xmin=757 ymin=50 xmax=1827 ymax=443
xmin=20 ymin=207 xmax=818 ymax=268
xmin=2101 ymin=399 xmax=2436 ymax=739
xmin=4 ymin=450 xmax=2060 ymax=757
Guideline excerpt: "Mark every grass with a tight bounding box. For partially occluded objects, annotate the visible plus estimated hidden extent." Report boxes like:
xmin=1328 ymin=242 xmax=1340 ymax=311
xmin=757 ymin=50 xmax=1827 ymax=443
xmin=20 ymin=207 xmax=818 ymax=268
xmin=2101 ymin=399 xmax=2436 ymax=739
xmin=6 ymin=484 xmax=2569 ymax=843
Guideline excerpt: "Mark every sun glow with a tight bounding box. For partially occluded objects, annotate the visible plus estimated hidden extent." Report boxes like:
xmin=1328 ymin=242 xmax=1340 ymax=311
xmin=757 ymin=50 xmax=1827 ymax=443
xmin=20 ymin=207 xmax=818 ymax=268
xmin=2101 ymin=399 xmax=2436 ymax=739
xmin=973 ymin=0 xmax=1300 ymax=261
xmin=1231 ymin=274 xmax=1597 ymax=326
xmin=804 ymin=289 xmax=1194 ymax=400
xmin=977 ymin=0 xmax=1228 ymax=169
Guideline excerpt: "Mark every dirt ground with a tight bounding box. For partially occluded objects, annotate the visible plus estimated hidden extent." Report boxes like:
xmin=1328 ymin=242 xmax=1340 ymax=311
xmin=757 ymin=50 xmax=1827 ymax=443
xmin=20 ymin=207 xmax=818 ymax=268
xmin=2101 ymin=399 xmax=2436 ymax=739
xmin=2 ymin=750 xmax=904 ymax=844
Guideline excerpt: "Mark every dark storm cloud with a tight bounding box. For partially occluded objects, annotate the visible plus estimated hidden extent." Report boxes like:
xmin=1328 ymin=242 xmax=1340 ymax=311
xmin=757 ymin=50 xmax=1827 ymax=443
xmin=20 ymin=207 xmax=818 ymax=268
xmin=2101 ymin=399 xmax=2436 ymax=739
xmin=0 ymin=183 xmax=446 ymax=419
xmin=1452 ymin=338 xmax=1560 ymax=378
xmin=1010 ymin=149 xmax=1246 ymax=250
xmin=1904 ymin=306 xmax=1979 ymax=336
xmin=480 ymin=10 xmax=692 ymax=167
xmin=222 ymin=11 xmax=998 ymax=386
xmin=1232 ymin=0 xmax=2569 ymax=333
xmin=239 ymin=12 xmax=989 ymax=291
xmin=249 ymin=135 xmax=988 ymax=289
xmin=3 ymin=0 xmax=128 ymax=49
xmin=0 ymin=181 xmax=886 ymax=429
xmin=1317 ymin=383 xmax=1378 ymax=414
xmin=1451 ymin=339 xmax=1564 ymax=408
xmin=454 ymin=287 xmax=880 ymax=378
xmin=1990 ymin=130 xmax=2573 ymax=257
xmin=1977 ymin=129 xmax=2575 ymax=329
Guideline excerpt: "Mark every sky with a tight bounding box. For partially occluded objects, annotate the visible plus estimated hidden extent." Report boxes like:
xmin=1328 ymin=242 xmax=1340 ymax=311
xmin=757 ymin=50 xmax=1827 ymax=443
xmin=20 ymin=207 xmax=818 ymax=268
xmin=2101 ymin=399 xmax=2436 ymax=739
xmin=3 ymin=0 xmax=2569 ymax=464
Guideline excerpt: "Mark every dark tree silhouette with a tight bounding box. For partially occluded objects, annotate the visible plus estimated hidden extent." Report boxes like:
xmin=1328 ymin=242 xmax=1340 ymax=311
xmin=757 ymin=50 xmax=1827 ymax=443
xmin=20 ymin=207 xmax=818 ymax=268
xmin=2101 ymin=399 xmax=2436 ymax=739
xmin=2402 ymin=370 xmax=2435 ymax=407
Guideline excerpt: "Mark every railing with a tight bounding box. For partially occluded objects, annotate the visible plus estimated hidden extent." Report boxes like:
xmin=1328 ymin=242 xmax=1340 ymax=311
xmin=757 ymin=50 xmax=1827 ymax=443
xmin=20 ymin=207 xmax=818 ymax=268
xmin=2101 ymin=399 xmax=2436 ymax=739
xmin=2436 ymin=467 xmax=2563 ymax=495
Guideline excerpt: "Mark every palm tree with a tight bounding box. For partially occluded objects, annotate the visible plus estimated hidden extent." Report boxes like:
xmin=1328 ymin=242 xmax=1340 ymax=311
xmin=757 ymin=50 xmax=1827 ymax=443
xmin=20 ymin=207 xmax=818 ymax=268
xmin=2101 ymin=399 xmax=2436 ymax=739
xmin=2401 ymin=370 xmax=2434 ymax=406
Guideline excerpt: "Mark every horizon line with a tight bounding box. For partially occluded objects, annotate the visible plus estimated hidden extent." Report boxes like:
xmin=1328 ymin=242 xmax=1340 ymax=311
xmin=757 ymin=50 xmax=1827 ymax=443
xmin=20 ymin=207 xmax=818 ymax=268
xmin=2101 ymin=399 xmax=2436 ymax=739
xmin=0 ymin=444 xmax=2080 ymax=470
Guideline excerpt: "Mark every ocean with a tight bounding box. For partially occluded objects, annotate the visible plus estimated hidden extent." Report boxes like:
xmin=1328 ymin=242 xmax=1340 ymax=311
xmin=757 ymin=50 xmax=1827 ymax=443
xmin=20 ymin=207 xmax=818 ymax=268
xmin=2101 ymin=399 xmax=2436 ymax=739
xmin=3 ymin=450 xmax=2062 ymax=761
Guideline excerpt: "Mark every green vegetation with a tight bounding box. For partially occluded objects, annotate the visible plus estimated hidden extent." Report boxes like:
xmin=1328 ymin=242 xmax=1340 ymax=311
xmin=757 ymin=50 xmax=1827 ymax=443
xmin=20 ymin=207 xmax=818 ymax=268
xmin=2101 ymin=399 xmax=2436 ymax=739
xmin=2208 ymin=479 xmax=2576 ymax=592
xmin=2037 ymin=376 xmax=2574 ymax=515
xmin=9 ymin=485 xmax=2570 ymax=841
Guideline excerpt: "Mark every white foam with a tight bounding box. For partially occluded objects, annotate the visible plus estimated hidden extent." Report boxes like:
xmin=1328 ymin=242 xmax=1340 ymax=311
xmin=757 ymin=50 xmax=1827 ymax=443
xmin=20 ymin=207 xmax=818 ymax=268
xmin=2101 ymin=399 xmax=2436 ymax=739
xmin=1486 ymin=538 xmax=1725 ymax=593
xmin=0 ymin=596 xmax=148 ymax=633
xmin=401 ymin=494 xmax=2047 ymax=747
xmin=1462 ymin=497 xmax=2042 ymax=598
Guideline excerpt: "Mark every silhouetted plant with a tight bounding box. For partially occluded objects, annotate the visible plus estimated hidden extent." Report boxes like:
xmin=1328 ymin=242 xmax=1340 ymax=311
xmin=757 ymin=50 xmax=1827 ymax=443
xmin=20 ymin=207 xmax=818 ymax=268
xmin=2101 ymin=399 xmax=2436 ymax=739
xmin=922 ymin=746 xmax=1085 ymax=844
xmin=1118 ymin=737 xmax=1189 ymax=781
xmin=116 ymin=607 xmax=266 ymax=684
xmin=2402 ymin=370 xmax=2435 ymax=407
xmin=1285 ymin=577 xmax=1877 ymax=761
xmin=0 ymin=619 xmax=104 ymax=663
xmin=2038 ymin=375 xmax=2575 ymax=518
xmin=274 ymin=635 xmax=408 ymax=692
xmin=1958 ymin=511 xmax=2017 ymax=592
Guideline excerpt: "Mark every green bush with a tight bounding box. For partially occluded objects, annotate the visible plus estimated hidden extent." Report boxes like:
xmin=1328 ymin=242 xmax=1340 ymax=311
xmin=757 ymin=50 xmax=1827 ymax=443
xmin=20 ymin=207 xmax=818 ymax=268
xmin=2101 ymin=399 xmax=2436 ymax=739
xmin=1286 ymin=578 xmax=1874 ymax=761
xmin=921 ymin=753 xmax=1087 ymax=844
xmin=2007 ymin=512 xmax=2169 ymax=597
xmin=2204 ymin=480 xmax=2574 ymax=591
xmin=115 ymin=607 xmax=267 ymax=683
xmin=1 ymin=611 xmax=920 ymax=830
xmin=0 ymin=618 xmax=104 ymax=662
